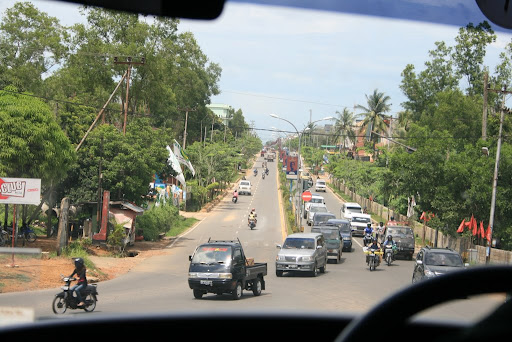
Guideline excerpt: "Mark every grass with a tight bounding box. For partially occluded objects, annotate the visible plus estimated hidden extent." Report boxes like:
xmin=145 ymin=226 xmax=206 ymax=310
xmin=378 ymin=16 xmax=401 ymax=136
xmin=167 ymin=217 xmax=199 ymax=237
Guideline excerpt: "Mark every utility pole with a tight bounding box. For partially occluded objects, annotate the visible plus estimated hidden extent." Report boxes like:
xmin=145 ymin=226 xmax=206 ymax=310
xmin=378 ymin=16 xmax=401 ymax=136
xmin=485 ymin=85 xmax=512 ymax=263
xmin=114 ymin=56 xmax=145 ymax=135
xmin=178 ymin=107 xmax=196 ymax=149
xmin=482 ymin=71 xmax=489 ymax=140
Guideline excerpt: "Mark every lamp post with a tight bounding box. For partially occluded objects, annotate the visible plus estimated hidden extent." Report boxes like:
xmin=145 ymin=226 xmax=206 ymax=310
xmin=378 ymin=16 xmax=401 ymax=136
xmin=270 ymin=114 xmax=334 ymax=229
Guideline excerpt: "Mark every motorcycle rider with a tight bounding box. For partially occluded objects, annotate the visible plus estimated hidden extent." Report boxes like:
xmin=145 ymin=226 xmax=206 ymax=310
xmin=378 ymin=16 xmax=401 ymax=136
xmin=248 ymin=208 xmax=257 ymax=226
xmin=366 ymin=237 xmax=382 ymax=265
xmin=232 ymin=189 xmax=238 ymax=203
xmin=376 ymin=221 xmax=384 ymax=241
xmin=69 ymin=257 xmax=88 ymax=306
xmin=363 ymin=223 xmax=373 ymax=246
xmin=253 ymin=168 xmax=258 ymax=176
xmin=262 ymin=172 xmax=265 ymax=179
xmin=382 ymin=234 xmax=396 ymax=261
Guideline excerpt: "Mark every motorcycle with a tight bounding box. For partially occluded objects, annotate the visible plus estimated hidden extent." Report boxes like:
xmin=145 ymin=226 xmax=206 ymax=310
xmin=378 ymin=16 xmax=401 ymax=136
xmin=254 ymin=170 xmax=258 ymax=177
xmin=365 ymin=248 xmax=382 ymax=271
xmin=248 ymin=218 xmax=256 ymax=230
xmin=52 ymin=276 xmax=98 ymax=314
xmin=232 ymin=196 xmax=238 ymax=203
xmin=265 ymin=168 xmax=269 ymax=175
xmin=4 ymin=224 xmax=37 ymax=243
xmin=384 ymin=244 xmax=396 ymax=266
xmin=363 ymin=233 xmax=372 ymax=247
xmin=262 ymin=172 xmax=265 ymax=179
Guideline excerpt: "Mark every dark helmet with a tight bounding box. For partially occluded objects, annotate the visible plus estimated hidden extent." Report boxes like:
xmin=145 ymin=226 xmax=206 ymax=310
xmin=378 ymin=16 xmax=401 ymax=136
xmin=74 ymin=257 xmax=84 ymax=268
xmin=367 ymin=223 xmax=371 ymax=228
xmin=387 ymin=235 xmax=393 ymax=241
xmin=390 ymin=216 xmax=395 ymax=220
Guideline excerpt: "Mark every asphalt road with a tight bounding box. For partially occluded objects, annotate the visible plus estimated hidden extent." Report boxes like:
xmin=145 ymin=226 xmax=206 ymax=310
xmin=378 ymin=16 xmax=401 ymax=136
xmin=0 ymin=156 xmax=505 ymax=323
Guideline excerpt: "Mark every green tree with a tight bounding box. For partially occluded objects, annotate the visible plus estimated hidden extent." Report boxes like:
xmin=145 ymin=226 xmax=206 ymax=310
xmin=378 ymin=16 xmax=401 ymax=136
xmin=356 ymin=89 xmax=391 ymax=158
xmin=333 ymin=108 xmax=356 ymax=154
xmin=0 ymin=87 xmax=76 ymax=184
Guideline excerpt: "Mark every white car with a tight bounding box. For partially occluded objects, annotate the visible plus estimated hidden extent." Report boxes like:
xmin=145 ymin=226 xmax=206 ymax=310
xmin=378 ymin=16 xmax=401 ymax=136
xmin=238 ymin=180 xmax=252 ymax=195
xmin=350 ymin=213 xmax=372 ymax=236
xmin=340 ymin=202 xmax=363 ymax=220
xmin=303 ymin=194 xmax=325 ymax=218
xmin=307 ymin=205 xmax=328 ymax=226
xmin=315 ymin=179 xmax=326 ymax=192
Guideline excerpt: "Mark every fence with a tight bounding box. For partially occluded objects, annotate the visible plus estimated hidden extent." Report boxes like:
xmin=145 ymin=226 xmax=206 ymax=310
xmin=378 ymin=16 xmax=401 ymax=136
xmin=329 ymin=177 xmax=512 ymax=265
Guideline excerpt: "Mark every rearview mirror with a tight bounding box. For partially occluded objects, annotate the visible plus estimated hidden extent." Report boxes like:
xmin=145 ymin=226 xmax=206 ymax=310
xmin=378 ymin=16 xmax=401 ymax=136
xmin=416 ymin=260 xmax=423 ymax=265
xmin=189 ymin=255 xmax=192 ymax=261
xmin=276 ymin=244 xmax=282 ymax=249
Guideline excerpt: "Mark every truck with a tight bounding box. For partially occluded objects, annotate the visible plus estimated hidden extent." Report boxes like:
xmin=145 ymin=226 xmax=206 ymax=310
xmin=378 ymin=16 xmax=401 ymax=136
xmin=265 ymin=152 xmax=275 ymax=162
xmin=188 ymin=239 xmax=267 ymax=300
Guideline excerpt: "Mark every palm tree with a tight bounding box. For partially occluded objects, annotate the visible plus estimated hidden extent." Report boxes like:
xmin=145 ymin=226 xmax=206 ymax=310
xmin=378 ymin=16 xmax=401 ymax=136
xmin=333 ymin=108 xmax=356 ymax=155
xmin=356 ymin=89 xmax=392 ymax=158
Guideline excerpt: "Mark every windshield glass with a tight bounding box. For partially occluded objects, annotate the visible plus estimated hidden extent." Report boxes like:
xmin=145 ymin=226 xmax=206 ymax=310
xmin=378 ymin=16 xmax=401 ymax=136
xmin=283 ymin=238 xmax=315 ymax=249
xmin=313 ymin=229 xmax=339 ymax=240
xmin=425 ymin=253 xmax=463 ymax=267
xmin=0 ymin=0 xmax=508 ymax=327
xmin=352 ymin=217 xmax=370 ymax=224
xmin=191 ymin=246 xmax=232 ymax=264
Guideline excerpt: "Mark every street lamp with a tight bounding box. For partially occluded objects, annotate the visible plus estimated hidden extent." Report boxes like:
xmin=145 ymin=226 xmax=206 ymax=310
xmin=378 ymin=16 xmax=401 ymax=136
xmin=270 ymin=114 xmax=334 ymax=229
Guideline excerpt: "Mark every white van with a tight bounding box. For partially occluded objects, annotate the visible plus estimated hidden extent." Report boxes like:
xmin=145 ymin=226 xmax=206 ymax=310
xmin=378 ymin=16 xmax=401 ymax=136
xmin=340 ymin=202 xmax=362 ymax=220
xmin=238 ymin=180 xmax=252 ymax=195
xmin=315 ymin=179 xmax=326 ymax=192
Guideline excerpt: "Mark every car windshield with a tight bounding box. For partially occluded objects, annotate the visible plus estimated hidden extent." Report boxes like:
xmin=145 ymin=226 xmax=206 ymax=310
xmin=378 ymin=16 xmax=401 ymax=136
xmin=425 ymin=253 xmax=463 ymax=267
xmin=191 ymin=246 xmax=232 ymax=264
xmin=352 ymin=217 xmax=370 ymax=224
xmin=313 ymin=229 xmax=339 ymax=240
xmin=388 ymin=228 xmax=414 ymax=237
xmin=0 ymin=0 xmax=509 ymax=328
xmin=283 ymin=238 xmax=315 ymax=249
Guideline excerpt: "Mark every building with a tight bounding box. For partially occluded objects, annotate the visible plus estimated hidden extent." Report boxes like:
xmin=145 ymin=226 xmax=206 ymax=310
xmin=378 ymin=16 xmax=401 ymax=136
xmin=206 ymin=103 xmax=233 ymax=125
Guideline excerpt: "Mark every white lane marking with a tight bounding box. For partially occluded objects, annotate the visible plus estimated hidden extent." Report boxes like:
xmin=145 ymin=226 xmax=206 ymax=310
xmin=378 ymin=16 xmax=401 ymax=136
xmin=353 ymin=237 xmax=363 ymax=248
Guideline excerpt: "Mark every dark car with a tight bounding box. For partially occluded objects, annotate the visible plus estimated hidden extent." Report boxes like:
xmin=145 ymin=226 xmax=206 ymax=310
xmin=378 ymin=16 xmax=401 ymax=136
xmin=382 ymin=225 xmax=415 ymax=260
xmin=311 ymin=225 xmax=342 ymax=263
xmin=412 ymin=246 xmax=467 ymax=283
xmin=327 ymin=219 xmax=352 ymax=252
xmin=312 ymin=212 xmax=336 ymax=226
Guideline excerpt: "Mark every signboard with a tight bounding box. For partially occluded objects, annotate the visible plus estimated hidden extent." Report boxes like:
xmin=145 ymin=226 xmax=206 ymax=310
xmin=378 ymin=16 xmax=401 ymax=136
xmin=286 ymin=156 xmax=298 ymax=175
xmin=0 ymin=178 xmax=41 ymax=205
xmin=302 ymin=191 xmax=312 ymax=202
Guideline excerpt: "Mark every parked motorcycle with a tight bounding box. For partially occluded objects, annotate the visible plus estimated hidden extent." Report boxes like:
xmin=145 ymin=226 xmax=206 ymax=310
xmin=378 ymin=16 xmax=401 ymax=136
xmin=365 ymin=248 xmax=382 ymax=271
xmin=248 ymin=218 xmax=256 ymax=230
xmin=52 ymin=276 xmax=98 ymax=314
xmin=4 ymin=224 xmax=37 ymax=243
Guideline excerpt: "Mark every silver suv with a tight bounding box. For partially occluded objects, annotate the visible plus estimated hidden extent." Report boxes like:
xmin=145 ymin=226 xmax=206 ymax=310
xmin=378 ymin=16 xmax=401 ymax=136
xmin=276 ymin=233 xmax=328 ymax=277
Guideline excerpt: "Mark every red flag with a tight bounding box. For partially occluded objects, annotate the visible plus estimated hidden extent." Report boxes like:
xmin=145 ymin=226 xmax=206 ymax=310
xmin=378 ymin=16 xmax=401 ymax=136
xmin=486 ymin=224 xmax=492 ymax=243
xmin=457 ymin=219 xmax=465 ymax=233
xmin=471 ymin=215 xmax=477 ymax=236
xmin=420 ymin=212 xmax=425 ymax=220
xmin=479 ymin=221 xmax=485 ymax=238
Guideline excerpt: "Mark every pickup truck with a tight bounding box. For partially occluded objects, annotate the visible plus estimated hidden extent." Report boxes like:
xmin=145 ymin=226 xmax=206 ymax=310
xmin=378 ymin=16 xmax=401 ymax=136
xmin=188 ymin=239 xmax=267 ymax=299
xmin=238 ymin=180 xmax=252 ymax=195
xmin=265 ymin=152 xmax=275 ymax=162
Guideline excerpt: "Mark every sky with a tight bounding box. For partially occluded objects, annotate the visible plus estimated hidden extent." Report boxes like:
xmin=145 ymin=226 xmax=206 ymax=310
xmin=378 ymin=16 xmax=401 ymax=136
xmin=2 ymin=0 xmax=512 ymax=143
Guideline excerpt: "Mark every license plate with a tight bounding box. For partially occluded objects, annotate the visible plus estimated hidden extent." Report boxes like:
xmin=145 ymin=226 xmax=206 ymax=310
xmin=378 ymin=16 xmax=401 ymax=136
xmin=288 ymin=264 xmax=297 ymax=269
xmin=200 ymin=280 xmax=213 ymax=286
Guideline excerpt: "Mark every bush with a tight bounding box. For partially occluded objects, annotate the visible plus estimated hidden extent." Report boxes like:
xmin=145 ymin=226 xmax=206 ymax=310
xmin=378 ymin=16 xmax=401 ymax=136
xmin=136 ymin=203 xmax=179 ymax=241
